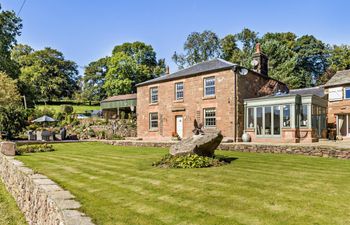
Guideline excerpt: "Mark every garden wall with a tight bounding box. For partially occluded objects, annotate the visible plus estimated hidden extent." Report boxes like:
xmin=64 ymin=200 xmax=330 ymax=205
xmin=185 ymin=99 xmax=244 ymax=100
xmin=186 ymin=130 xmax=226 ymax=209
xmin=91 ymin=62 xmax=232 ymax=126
xmin=0 ymin=142 xmax=94 ymax=225
xmin=102 ymin=140 xmax=350 ymax=159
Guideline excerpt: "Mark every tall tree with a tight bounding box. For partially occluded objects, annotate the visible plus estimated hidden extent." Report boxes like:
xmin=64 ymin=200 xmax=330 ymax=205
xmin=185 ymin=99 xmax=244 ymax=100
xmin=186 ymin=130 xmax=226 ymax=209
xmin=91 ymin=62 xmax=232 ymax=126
xmin=0 ymin=4 xmax=22 ymax=79
xmin=82 ymin=57 xmax=109 ymax=101
xmin=293 ymin=35 xmax=329 ymax=86
xmin=104 ymin=41 xmax=165 ymax=96
xmin=15 ymin=47 xmax=79 ymax=102
xmin=172 ymin=30 xmax=221 ymax=69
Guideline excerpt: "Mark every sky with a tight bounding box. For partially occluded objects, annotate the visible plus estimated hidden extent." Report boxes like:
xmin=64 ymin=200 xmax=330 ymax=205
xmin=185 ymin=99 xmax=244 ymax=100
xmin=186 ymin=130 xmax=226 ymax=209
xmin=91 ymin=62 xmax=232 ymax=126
xmin=2 ymin=0 xmax=350 ymax=74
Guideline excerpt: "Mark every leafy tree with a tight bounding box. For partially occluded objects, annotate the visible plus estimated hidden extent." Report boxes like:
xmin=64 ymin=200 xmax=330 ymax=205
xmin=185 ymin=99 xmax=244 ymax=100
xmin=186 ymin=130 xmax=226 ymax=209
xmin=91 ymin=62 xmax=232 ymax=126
xmin=0 ymin=4 xmax=22 ymax=79
xmin=82 ymin=57 xmax=109 ymax=101
xmin=318 ymin=44 xmax=350 ymax=85
xmin=0 ymin=72 xmax=26 ymax=140
xmin=172 ymin=30 xmax=221 ymax=69
xmin=15 ymin=47 xmax=79 ymax=102
xmin=221 ymin=34 xmax=239 ymax=62
xmin=293 ymin=35 xmax=329 ymax=85
xmin=0 ymin=71 xmax=21 ymax=106
xmin=104 ymin=42 xmax=165 ymax=96
xmin=261 ymin=40 xmax=301 ymax=88
xmin=0 ymin=105 xmax=27 ymax=139
xmin=104 ymin=52 xmax=141 ymax=96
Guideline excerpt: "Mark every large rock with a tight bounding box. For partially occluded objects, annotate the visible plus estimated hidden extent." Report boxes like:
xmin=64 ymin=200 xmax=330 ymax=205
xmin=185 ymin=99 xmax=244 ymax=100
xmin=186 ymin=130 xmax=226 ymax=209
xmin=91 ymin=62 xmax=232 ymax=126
xmin=0 ymin=141 xmax=16 ymax=156
xmin=170 ymin=130 xmax=223 ymax=157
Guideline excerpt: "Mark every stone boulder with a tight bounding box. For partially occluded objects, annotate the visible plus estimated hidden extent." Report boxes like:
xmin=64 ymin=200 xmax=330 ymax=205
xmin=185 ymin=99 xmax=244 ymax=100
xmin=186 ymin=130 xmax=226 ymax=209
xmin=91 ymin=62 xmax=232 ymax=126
xmin=170 ymin=130 xmax=223 ymax=157
xmin=0 ymin=141 xmax=16 ymax=156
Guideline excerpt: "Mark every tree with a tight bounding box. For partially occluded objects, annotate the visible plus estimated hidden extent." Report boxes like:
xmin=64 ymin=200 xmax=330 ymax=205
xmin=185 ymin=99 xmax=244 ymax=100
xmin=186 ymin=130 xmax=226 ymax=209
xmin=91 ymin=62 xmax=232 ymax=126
xmin=261 ymin=39 xmax=302 ymax=88
xmin=82 ymin=57 xmax=109 ymax=101
xmin=15 ymin=47 xmax=79 ymax=102
xmin=293 ymin=35 xmax=329 ymax=86
xmin=0 ymin=4 xmax=22 ymax=79
xmin=0 ymin=71 xmax=21 ymax=106
xmin=104 ymin=42 xmax=165 ymax=96
xmin=318 ymin=44 xmax=350 ymax=85
xmin=172 ymin=30 xmax=221 ymax=69
xmin=0 ymin=72 xmax=25 ymax=140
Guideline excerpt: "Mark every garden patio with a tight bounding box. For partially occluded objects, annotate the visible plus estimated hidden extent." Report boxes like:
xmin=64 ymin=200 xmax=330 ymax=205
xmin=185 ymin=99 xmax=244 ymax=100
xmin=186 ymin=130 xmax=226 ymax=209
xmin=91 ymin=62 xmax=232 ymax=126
xmin=15 ymin=142 xmax=350 ymax=225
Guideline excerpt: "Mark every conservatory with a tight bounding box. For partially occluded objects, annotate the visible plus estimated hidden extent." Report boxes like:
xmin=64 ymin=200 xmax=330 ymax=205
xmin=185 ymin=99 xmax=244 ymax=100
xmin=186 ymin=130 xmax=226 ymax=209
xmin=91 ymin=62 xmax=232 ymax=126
xmin=244 ymin=93 xmax=327 ymax=143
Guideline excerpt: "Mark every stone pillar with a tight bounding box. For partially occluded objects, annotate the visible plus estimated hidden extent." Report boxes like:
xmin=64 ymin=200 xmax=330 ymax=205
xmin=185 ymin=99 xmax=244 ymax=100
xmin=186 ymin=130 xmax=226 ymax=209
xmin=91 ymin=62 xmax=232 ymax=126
xmin=0 ymin=141 xmax=16 ymax=156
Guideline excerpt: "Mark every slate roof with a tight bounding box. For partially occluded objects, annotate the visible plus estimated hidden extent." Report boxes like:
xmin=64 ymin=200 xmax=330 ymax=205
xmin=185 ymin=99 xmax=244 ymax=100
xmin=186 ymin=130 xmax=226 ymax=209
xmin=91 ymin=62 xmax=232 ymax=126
xmin=136 ymin=58 xmax=237 ymax=87
xmin=289 ymin=86 xmax=325 ymax=97
xmin=324 ymin=69 xmax=350 ymax=87
xmin=101 ymin=93 xmax=137 ymax=102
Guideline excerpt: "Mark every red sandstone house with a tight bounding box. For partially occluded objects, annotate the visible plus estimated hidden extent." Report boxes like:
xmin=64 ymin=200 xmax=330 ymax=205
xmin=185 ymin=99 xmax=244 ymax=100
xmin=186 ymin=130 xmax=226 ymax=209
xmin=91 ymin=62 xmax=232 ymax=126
xmin=324 ymin=70 xmax=350 ymax=138
xmin=135 ymin=45 xmax=300 ymax=142
xmin=104 ymin=47 xmax=350 ymax=143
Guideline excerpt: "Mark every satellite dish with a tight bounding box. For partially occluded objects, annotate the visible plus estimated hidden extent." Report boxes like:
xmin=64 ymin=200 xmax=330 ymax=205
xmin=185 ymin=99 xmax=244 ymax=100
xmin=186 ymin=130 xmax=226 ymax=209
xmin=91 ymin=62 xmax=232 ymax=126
xmin=238 ymin=68 xmax=248 ymax=76
xmin=251 ymin=59 xmax=259 ymax=67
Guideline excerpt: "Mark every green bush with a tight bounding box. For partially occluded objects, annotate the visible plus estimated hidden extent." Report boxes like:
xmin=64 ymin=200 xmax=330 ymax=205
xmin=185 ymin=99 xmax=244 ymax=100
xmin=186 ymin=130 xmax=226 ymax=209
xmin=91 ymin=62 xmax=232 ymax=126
xmin=61 ymin=105 xmax=74 ymax=114
xmin=16 ymin=143 xmax=54 ymax=155
xmin=0 ymin=106 xmax=28 ymax=140
xmin=153 ymin=154 xmax=225 ymax=169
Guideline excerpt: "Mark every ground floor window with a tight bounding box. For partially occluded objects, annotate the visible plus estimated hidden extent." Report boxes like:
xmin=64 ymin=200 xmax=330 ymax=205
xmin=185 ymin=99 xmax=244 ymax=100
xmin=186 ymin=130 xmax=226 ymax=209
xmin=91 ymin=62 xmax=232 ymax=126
xmin=283 ymin=105 xmax=291 ymax=127
xmin=273 ymin=106 xmax=281 ymax=135
xmin=251 ymin=106 xmax=281 ymax=136
xmin=300 ymin=104 xmax=308 ymax=127
xmin=247 ymin=108 xmax=254 ymax=128
xmin=149 ymin=112 xmax=158 ymax=129
xmin=204 ymin=108 xmax=216 ymax=127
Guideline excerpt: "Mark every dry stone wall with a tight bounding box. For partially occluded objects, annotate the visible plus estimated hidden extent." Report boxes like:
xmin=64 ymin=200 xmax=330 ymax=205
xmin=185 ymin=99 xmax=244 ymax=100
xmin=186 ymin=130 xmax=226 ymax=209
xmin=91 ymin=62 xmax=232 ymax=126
xmin=0 ymin=142 xmax=94 ymax=225
xmin=102 ymin=140 xmax=350 ymax=159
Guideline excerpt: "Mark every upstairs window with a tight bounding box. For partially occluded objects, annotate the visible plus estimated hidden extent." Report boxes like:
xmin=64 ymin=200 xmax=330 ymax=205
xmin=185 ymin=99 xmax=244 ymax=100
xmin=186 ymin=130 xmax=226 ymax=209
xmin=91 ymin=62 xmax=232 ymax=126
xmin=329 ymin=87 xmax=343 ymax=101
xmin=345 ymin=87 xmax=350 ymax=99
xmin=150 ymin=87 xmax=158 ymax=103
xmin=149 ymin=113 xmax=158 ymax=129
xmin=204 ymin=108 xmax=216 ymax=127
xmin=204 ymin=77 xmax=215 ymax=96
xmin=175 ymin=82 xmax=184 ymax=100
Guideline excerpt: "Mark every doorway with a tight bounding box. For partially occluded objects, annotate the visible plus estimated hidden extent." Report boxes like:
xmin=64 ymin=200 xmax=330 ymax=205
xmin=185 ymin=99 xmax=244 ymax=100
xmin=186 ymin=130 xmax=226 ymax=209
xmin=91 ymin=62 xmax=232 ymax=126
xmin=175 ymin=116 xmax=183 ymax=139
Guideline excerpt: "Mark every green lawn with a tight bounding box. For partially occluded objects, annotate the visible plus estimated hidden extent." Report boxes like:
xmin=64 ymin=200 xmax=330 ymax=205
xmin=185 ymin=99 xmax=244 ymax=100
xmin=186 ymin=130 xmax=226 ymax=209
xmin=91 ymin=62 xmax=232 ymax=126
xmin=0 ymin=181 xmax=27 ymax=225
xmin=16 ymin=142 xmax=350 ymax=225
xmin=37 ymin=104 xmax=100 ymax=113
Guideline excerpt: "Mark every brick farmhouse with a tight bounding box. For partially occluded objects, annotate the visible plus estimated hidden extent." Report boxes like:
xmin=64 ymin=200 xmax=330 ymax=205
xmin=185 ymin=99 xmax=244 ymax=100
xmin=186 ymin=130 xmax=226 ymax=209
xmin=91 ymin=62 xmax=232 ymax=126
xmin=98 ymin=44 xmax=350 ymax=143
xmin=136 ymin=45 xmax=293 ymax=142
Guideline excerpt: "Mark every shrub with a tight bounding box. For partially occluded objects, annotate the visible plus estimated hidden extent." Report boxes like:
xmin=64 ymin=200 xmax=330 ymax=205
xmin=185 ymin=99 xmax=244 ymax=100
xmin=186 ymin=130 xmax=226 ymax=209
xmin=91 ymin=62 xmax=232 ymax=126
xmin=0 ymin=106 xmax=27 ymax=140
xmin=153 ymin=154 xmax=225 ymax=169
xmin=16 ymin=143 xmax=54 ymax=155
xmin=61 ymin=105 xmax=74 ymax=114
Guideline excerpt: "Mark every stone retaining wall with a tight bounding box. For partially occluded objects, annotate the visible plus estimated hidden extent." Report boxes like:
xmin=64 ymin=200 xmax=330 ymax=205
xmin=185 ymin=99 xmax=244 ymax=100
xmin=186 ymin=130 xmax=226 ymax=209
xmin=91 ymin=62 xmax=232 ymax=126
xmin=0 ymin=143 xmax=94 ymax=225
xmin=102 ymin=140 xmax=350 ymax=159
xmin=218 ymin=143 xmax=350 ymax=159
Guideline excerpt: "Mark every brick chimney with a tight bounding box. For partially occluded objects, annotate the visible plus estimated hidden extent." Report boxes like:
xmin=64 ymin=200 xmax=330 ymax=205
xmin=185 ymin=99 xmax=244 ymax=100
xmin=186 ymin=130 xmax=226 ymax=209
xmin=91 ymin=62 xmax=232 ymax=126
xmin=252 ymin=43 xmax=268 ymax=77
xmin=165 ymin=66 xmax=170 ymax=75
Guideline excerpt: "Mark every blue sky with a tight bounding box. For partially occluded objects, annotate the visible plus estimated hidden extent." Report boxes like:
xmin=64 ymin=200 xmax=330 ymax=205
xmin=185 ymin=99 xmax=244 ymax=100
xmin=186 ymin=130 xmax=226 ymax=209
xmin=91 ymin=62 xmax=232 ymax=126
xmin=2 ymin=0 xmax=350 ymax=74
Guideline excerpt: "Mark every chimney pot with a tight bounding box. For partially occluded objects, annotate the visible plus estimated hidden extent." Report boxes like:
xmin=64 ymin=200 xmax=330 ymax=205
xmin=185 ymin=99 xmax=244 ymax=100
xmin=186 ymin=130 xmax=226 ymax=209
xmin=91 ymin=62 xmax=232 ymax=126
xmin=255 ymin=43 xmax=261 ymax=53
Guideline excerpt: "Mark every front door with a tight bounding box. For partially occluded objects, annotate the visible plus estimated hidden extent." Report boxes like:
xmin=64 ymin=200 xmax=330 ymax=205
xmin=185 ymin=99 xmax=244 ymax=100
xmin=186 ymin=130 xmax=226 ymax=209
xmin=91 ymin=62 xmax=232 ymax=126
xmin=176 ymin=116 xmax=183 ymax=139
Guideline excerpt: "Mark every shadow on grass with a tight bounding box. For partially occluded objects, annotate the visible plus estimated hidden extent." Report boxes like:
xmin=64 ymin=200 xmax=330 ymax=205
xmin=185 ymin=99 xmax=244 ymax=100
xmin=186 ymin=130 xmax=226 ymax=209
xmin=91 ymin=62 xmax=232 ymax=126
xmin=215 ymin=155 xmax=239 ymax=164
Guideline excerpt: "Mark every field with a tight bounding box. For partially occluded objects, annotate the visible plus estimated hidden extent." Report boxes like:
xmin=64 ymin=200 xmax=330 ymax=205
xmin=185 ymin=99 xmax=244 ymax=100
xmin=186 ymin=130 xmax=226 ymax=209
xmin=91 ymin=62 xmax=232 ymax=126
xmin=0 ymin=181 xmax=27 ymax=225
xmin=37 ymin=104 xmax=100 ymax=113
xmin=16 ymin=142 xmax=350 ymax=225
